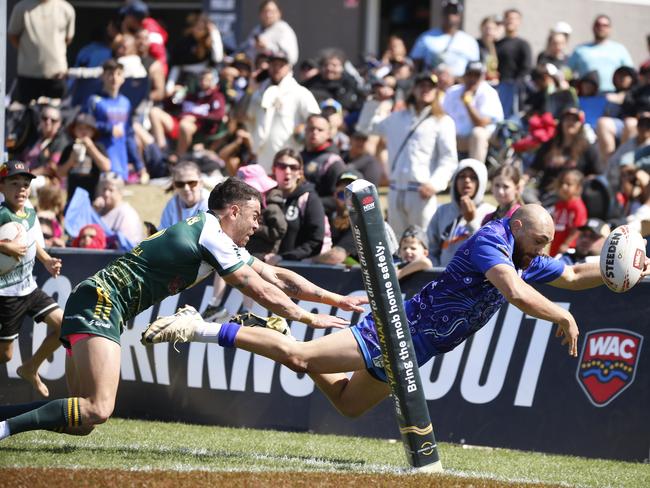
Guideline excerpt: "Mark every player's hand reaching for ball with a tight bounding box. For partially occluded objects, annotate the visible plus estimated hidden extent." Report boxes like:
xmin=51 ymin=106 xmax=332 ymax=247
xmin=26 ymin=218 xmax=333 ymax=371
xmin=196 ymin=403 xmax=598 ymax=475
xmin=641 ymin=241 xmax=650 ymax=277
xmin=335 ymin=294 xmax=368 ymax=313
xmin=556 ymin=315 xmax=579 ymax=357
xmin=304 ymin=312 xmax=348 ymax=329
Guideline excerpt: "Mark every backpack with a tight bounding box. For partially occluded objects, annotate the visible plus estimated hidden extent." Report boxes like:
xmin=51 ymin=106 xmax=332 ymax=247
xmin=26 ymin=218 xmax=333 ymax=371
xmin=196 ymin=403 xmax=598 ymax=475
xmin=296 ymin=192 xmax=332 ymax=253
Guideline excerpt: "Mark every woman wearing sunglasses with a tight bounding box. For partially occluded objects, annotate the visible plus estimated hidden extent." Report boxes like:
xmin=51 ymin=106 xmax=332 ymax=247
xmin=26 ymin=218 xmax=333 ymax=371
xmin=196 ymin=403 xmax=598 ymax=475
xmin=264 ymin=148 xmax=326 ymax=265
xmin=159 ymin=161 xmax=208 ymax=230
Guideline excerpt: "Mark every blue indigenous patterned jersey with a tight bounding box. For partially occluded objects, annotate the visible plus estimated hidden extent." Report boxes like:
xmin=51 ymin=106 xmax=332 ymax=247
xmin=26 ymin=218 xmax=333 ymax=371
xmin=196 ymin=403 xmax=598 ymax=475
xmin=404 ymin=218 xmax=565 ymax=362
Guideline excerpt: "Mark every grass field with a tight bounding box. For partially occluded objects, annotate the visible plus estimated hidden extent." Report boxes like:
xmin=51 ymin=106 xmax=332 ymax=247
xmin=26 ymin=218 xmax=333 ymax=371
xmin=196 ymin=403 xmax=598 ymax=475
xmin=1 ymin=418 xmax=648 ymax=487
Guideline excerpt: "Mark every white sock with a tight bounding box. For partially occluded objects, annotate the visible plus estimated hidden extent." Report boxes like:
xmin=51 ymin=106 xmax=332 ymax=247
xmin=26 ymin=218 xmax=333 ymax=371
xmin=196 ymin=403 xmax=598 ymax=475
xmin=194 ymin=322 xmax=223 ymax=343
xmin=0 ymin=420 xmax=10 ymax=440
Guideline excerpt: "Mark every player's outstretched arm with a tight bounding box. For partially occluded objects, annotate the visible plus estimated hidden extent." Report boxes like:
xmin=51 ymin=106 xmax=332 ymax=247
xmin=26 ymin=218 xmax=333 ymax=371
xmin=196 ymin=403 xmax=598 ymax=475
xmin=250 ymin=257 xmax=368 ymax=312
xmin=548 ymin=263 xmax=603 ymax=290
xmin=486 ymin=264 xmax=579 ymax=356
xmin=224 ymin=263 xmax=349 ymax=329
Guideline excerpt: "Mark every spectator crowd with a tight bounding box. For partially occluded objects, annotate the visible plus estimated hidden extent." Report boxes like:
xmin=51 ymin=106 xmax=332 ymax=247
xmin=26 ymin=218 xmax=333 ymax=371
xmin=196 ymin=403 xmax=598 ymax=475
xmin=5 ymin=0 xmax=650 ymax=275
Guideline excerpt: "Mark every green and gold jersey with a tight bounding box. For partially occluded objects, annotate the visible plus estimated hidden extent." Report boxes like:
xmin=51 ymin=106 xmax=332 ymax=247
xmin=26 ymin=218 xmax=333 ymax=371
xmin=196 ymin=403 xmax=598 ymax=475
xmin=0 ymin=203 xmax=42 ymax=297
xmin=90 ymin=212 xmax=253 ymax=321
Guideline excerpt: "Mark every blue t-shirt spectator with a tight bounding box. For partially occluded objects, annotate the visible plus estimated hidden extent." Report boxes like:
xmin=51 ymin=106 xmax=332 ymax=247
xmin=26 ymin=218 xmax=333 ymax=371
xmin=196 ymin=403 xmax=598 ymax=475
xmin=569 ymin=41 xmax=633 ymax=93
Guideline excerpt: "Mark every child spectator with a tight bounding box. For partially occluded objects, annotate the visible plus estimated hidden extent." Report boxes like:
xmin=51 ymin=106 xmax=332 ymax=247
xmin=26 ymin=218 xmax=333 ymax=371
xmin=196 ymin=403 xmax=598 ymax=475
xmin=427 ymin=159 xmax=495 ymax=268
xmin=57 ymin=113 xmax=111 ymax=209
xmin=482 ymin=165 xmax=523 ymax=225
xmin=71 ymin=224 xmax=107 ymax=249
xmin=159 ymin=161 xmax=208 ymax=230
xmin=396 ymin=226 xmax=433 ymax=280
xmin=0 ymin=161 xmax=63 ymax=397
xmin=549 ymin=169 xmax=588 ymax=256
xmin=85 ymin=59 xmax=144 ymax=182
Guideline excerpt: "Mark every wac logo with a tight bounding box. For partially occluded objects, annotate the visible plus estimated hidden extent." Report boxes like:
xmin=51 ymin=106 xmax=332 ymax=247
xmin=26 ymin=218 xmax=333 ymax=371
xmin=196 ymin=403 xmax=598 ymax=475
xmin=576 ymin=329 xmax=643 ymax=407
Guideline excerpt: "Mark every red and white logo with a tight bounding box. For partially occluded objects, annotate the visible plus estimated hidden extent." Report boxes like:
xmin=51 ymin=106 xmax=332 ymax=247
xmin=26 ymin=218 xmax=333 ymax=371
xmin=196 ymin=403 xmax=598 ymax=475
xmin=361 ymin=195 xmax=375 ymax=211
xmin=632 ymin=249 xmax=644 ymax=270
xmin=576 ymin=329 xmax=643 ymax=407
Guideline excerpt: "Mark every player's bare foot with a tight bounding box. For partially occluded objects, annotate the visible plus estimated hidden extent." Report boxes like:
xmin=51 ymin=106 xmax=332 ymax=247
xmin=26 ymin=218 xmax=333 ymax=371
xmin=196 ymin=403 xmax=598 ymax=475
xmin=16 ymin=365 xmax=49 ymax=397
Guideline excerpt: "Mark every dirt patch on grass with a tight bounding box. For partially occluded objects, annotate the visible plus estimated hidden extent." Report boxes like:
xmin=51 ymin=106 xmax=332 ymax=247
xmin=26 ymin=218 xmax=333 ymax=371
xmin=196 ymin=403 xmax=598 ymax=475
xmin=2 ymin=467 xmax=564 ymax=487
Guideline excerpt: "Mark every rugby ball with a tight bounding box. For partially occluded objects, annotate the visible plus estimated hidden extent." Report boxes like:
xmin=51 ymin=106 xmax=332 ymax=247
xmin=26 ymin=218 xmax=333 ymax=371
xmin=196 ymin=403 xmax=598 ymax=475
xmin=0 ymin=222 xmax=26 ymax=275
xmin=600 ymin=225 xmax=646 ymax=293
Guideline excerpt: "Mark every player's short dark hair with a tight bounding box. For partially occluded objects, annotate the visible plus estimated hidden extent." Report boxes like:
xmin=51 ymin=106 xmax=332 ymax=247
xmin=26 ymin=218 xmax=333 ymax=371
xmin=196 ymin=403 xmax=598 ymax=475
xmin=208 ymin=177 xmax=262 ymax=211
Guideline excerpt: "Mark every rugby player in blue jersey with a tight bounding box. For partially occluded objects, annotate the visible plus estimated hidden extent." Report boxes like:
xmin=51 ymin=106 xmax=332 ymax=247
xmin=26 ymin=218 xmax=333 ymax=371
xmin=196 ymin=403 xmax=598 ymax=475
xmin=144 ymin=204 xmax=650 ymax=417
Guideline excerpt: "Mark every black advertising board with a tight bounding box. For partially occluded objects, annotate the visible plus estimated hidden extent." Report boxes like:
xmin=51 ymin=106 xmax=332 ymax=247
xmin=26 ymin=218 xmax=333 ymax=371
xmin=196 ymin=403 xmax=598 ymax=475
xmin=0 ymin=250 xmax=647 ymax=461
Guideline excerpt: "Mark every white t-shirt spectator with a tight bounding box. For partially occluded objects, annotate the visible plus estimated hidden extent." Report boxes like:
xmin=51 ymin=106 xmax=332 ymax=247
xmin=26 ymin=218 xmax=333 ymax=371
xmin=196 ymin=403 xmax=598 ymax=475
xmin=442 ymin=82 xmax=504 ymax=137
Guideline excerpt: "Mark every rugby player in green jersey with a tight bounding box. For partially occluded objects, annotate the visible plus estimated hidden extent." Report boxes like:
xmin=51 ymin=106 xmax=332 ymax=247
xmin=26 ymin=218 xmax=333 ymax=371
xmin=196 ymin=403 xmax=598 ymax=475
xmin=0 ymin=177 xmax=366 ymax=439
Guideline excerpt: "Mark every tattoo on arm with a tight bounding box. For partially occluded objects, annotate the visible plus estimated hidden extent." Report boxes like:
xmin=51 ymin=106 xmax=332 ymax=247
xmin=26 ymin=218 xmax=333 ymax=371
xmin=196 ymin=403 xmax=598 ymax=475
xmin=233 ymin=272 xmax=251 ymax=290
xmin=283 ymin=278 xmax=301 ymax=297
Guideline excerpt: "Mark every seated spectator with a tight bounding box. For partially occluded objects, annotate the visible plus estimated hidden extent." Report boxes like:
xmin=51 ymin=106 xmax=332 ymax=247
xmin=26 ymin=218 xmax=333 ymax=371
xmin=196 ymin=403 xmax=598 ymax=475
xmin=482 ymin=165 xmax=523 ymax=225
xmin=216 ymin=119 xmax=255 ymax=176
xmin=36 ymin=185 xmax=66 ymax=248
xmin=301 ymin=114 xmax=346 ymax=216
xmin=237 ymin=164 xmax=287 ymax=258
xmin=559 ymin=218 xmax=610 ymax=264
xmin=537 ymin=28 xmax=571 ymax=79
xmin=409 ymin=0 xmax=480 ymax=77
xmin=20 ymin=105 xmax=69 ymax=179
xmin=527 ymin=107 xmax=602 ymax=203
xmin=71 ymin=223 xmax=107 ymax=249
xmin=244 ymin=0 xmax=299 ymax=66
xmin=396 ymin=226 xmax=433 ymax=280
xmin=159 ymin=161 xmax=209 ymax=230
xmin=380 ymin=35 xmax=409 ymax=71
xmin=427 ymin=159 xmax=494 ymax=268
xmin=85 ymin=59 xmax=145 ymax=182
xmin=312 ymin=171 xmax=360 ymax=266
xmin=320 ymin=98 xmax=350 ymax=153
xmin=39 ymin=216 xmax=66 ymax=248
xmin=170 ymin=12 xmax=223 ymax=70
xmin=523 ymin=63 xmax=573 ymax=118
xmin=342 ymin=132 xmax=382 ymax=186
xmin=625 ymin=168 xmax=650 ymax=231
xmin=303 ymin=48 xmax=363 ymax=112
xmin=355 ymin=73 xmax=396 ymax=167
xmin=93 ymin=172 xmax=143 ymax=246
xmin=595 ymin=66 xmax=639 ymax=163
xmin=111 ymin=32 xmax=147 ymax=78
xmin=607 ymin=109 xmax=650 ymax=189
xmin=57 ymin=113 xmax=111 ymax=208
xmin=151 ymin=69 xmax=226 ymax=158
xmin=73 ymin=22 xmax=114 ymax=69
xmin=298 ymin=58 xmax=319 ymax=84
xmin=568 ymin=15 xmax=633 ymax=94
xmin=264 ymin=149 xmax=325 ymax=265
xmin=443 ymin=61 xmax=504 ymax=163
xmin=549 ymin=169 xmax=588 ymax=257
